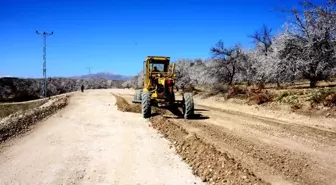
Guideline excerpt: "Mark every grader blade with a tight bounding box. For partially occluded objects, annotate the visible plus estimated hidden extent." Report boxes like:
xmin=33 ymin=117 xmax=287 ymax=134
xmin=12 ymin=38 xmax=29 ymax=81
xmin=132 ymin=100 xmax=142 ymax=104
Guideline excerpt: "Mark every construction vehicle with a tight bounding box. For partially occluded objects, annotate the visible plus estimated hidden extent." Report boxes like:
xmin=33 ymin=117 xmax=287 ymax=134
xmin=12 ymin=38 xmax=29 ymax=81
xmin=132 ymin=56 xmax=194 ymax=119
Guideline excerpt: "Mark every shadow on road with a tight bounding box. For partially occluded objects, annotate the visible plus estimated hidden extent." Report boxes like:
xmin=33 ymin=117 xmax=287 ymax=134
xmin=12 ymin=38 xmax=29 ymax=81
xmin=194 ymin=108 xmax=209 ymax=112
xmin=186 ymin=113 xmax=210 ymax=120
xmin=151 ymin=113 xmax=161 ymax=116
xmin=164 ymin=106 xmax=210 ymax=120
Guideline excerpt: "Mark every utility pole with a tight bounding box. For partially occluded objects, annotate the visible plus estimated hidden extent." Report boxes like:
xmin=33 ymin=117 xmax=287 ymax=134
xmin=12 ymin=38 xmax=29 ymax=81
xmin=36 ymin=30 xmax=53 ymax=98
xmin=87 ymin=67 xmax=93 ymax=75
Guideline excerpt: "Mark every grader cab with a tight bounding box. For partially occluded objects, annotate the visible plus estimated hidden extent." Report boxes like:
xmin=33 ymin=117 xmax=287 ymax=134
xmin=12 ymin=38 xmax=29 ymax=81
xmin=132 ymin=56 xmax=194 ymax=119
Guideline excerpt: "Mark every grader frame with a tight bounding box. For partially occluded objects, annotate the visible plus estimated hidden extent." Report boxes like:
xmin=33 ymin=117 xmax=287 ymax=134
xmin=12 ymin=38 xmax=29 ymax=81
xmin=132 ymin=56 xmax=194 ymax=119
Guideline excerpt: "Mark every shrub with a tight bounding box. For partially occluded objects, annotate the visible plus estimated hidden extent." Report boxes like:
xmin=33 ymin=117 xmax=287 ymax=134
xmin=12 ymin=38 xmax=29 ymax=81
xmin=290 ymin=103 xmax=303 ymax=110
xmin=208 ymin=85 xmax=229 ymax=96
xmin=307 ymin=88 xmax=333 ymax=104
xmin=227 ymin=86 xmax=248 ymax=99
xmin=257 ymin=83 xmax=265 ymax=90
xmin=276 ymin=91 xmax=290 ymax=101
xmin=249 ymin=90 xmax=273 ymax=105
xmin=324 ymin=93 xmax=336 ymax=107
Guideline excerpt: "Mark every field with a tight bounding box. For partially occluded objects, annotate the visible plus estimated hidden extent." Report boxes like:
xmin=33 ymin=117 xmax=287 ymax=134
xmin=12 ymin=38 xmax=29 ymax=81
xmin=0 ymin=94 xmax=69 ymax=142
xmin=0 ymin=99 xmax=48 ymax=118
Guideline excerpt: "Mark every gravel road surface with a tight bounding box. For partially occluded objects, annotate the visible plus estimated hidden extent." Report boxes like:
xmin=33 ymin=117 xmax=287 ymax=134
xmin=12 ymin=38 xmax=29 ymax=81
xmin=0 ymin=90 xmax=204 ymax=185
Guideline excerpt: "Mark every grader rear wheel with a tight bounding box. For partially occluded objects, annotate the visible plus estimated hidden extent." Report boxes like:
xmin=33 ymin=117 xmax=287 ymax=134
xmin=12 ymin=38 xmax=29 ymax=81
xmin=142 ymin=92 xmax=151 ymax=118
xmin=183 ymin=92 xmax=194 ymax=119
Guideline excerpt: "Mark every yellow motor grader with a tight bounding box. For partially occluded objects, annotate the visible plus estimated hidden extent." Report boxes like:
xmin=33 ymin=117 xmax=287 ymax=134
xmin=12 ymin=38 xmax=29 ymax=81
xmin=132 ymin=56 xmax=194 ymax=119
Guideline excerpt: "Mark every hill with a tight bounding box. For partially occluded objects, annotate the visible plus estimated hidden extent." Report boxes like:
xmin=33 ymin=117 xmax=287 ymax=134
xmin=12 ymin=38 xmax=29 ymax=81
xmin=74 ymin=72 xmax=131 ymax=81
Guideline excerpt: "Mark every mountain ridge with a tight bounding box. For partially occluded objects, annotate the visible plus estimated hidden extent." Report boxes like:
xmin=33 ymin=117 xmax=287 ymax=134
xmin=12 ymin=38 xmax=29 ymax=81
xmin=73 ymin=72 xmax=132 ymax=81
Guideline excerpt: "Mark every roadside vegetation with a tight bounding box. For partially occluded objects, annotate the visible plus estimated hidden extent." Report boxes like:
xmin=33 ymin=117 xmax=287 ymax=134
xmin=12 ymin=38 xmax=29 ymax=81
xmin=0 ymin=99 xmax=48 ymax=118
xmin=123 ymin=0 xmax=336 ymax=114
xmin=0 ymin=77 xmax=123 ymax=121
xmin=0 ymin=77 xmax=123 ymax=102
xmin=0 ymin=95 xmax=69 ymax=142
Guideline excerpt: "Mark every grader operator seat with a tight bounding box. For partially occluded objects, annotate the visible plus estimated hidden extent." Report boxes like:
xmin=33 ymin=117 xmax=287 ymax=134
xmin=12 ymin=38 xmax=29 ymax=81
xmin=149 ymin=61 xmax=168 ymax=86
xmin=152 ymin=66 xmax=159 ymax=72
xmin=150 ymin=62 xmax=168 ymax=74
xmin=146 ymin=57 xmax=171 ymax=90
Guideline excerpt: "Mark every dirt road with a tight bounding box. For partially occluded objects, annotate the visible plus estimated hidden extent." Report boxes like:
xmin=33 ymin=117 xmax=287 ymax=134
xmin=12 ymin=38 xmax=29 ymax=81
xmin=118 ymin=91 xmax=336 ymax=185
xmin=0 ymin=90 xmax=204 ymax=185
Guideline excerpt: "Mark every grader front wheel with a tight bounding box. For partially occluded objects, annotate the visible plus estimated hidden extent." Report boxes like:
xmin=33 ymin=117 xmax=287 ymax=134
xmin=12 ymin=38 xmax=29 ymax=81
xmin=142 ymin=92 xmax=151 ymax=118
xmin=183 ymin=92 xmax=194 ymax=119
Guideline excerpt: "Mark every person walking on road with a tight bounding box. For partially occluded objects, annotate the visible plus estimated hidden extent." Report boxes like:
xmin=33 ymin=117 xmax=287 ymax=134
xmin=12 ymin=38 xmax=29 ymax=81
xmin=81 ymin=85 xmax=84 ymax=93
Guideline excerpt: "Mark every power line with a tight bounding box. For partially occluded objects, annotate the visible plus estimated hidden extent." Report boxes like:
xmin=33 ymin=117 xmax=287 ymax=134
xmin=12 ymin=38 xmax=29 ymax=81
xmin=87 ymin=67 xmax=93 ymax=75
xmin=36 ymin=30 xmax=53 ymax=98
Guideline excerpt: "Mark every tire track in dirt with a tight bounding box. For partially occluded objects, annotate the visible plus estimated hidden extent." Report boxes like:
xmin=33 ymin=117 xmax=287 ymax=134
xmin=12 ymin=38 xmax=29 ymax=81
xmin=199 ymin=108 xmax=336 ymax=164
xmin=114 ymin=94 xmax=269 ymax=185
xmin=177 ymin=119 xmax=335 ymax=185
xmin=150 ymin=117 xmax=269 ymax=185
xmin=198 ymin=104 xmax=336 ymax=146
xmin=172 ymin=107 xmax=336 ymax=185
xmin=118 ymin=93 xmax=336 ymax=185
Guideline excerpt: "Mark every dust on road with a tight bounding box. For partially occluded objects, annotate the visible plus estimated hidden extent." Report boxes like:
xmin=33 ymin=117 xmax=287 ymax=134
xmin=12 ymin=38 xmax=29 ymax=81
xmin=0 ymin=90 xmax=204 ymax=185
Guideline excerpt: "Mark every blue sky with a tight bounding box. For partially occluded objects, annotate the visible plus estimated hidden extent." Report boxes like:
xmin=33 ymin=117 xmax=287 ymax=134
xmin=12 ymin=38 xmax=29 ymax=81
xmin=0 ymin=0 xmax=314 ymax=77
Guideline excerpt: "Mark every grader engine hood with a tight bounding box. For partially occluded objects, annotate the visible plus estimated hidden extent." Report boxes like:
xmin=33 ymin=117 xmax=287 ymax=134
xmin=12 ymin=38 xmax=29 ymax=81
xmin=157 ymin=78 xmax=174 ymax=86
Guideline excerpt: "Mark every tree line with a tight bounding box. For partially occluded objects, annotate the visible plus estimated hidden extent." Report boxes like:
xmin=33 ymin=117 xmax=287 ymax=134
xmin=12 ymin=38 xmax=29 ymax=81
xmin=123 ymin=0 xmax=336 ymax=89
xmin=0 ymin=77 xmax=123 ymax=102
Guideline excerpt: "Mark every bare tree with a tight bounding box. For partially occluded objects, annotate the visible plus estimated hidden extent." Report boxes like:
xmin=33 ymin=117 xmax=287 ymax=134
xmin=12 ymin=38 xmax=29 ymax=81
xmin=250 ymin=24 xmax=273 ymax=56
xmin=279 ymin=0 xmax=336 ymax=87
xmin=174 ymin=59 xmax=193 ymax=89
xmin=210 ymin=40 xmax=245 ymax=85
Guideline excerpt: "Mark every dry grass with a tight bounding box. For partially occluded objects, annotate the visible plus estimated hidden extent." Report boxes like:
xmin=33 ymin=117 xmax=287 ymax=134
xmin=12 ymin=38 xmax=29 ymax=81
xmin=0 ymin=99 xmax=48 ymax=118
xmin=214 ymin=85 xmax=274 ymax=105
xmin=265 ymin=80 xmax=336 ymax=89
xmin=196 ymin=80 xmax=336 ymax=112
xmin=274 ymin=87 xmax=336 ymax=107
xmin=0 ymin=96 xmax=68 ymax=142
xmin=249 ymin=91 xmax=273 ymax=105
xmin=206 ymin=85 xmax=229 ymax=98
